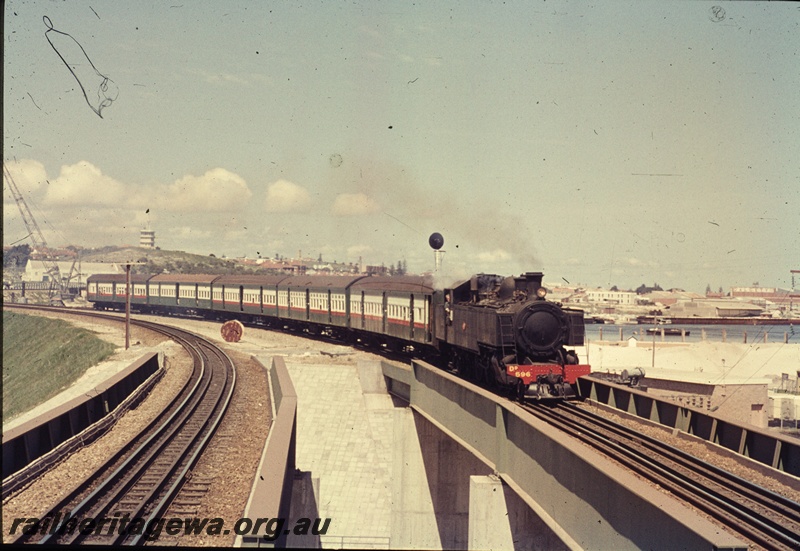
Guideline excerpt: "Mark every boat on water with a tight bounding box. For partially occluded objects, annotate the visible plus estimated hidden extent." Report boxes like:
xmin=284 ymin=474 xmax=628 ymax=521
xmin=637 ymin=315 xmax=800 ymax=326
xmin=645 ymin=327 xmax=690 ymax=336
xmin=585 ymin=316 xmax=612 ymax=324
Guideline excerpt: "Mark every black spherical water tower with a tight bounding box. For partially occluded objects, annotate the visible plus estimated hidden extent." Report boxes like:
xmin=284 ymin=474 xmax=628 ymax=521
xmin=429 ymin=232 xmax=444 ymax=250
xmin=429 ymin=232 xmax=445 ymax=272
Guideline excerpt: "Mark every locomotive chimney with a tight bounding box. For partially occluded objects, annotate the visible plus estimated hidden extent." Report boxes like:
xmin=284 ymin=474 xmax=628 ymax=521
xmin=524 ymin=272 xmax=544 ymax=298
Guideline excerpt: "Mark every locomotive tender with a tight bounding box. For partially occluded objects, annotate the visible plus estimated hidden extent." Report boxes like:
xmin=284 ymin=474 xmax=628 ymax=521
xmin=87 ymin=271 xmax=590 ymax=399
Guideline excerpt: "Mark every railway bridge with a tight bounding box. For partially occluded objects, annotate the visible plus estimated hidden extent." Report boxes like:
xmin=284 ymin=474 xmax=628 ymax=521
xmin=244 ymin=356 xmax=782 ymax=549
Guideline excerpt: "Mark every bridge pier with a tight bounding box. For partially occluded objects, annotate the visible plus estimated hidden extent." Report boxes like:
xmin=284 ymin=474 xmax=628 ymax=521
xmin=392 ymin=409 xmax=568 ymax=550
xmin=469 ymin=475 xmax=566 ymax=551
xmin=392 ymin=408 xmax=491 ymax=548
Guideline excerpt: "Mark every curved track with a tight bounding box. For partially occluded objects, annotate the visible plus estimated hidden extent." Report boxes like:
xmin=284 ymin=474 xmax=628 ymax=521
xmin=522 ymin=401 xmax=800 ymax=550
xmin=6 ymin=306 xmax=236 ymax=545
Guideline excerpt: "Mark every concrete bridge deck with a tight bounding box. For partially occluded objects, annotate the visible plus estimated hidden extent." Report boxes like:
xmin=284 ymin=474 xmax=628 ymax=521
xmin=244 ymin=353 xmax=748 ymax=550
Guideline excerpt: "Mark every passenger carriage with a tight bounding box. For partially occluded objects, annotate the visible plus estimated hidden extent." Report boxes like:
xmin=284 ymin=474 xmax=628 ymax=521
xmin=349 ymin=275 xmax=434 ymax=345
xmin=86 ymin=273 xmax=153 ymax=311
xmin=276 ymin=275 xmax=364 ymax=328
xmin=211 ymin=275 xmax=288 ymax=320
xmin=147 ymin=274 xmax=218 ymax=314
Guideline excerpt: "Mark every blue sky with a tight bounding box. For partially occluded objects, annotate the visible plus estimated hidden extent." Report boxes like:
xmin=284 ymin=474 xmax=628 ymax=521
xmin=4 ymin=1 xmax=799 ymax=292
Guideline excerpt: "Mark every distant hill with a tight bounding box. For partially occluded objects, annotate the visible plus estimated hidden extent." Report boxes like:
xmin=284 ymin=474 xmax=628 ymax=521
xmin=79 ymin=246 xmax=285 ymax=275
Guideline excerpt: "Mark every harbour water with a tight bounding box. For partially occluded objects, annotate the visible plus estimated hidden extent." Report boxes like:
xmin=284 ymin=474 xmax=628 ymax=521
xmin=584 ymin=323 xmax=799 ymax=344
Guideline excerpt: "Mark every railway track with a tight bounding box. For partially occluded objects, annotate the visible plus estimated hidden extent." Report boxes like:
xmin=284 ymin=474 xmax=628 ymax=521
xmin=522 ymin=401 xmax=800 ymax=550
xmin=6 ymin=306 xmax=236 ymax=545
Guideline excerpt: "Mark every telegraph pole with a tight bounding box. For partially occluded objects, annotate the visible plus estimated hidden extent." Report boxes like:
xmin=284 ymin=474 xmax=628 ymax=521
xmin=123 ymin=262 xmax=147 ymax=350
xmin=126 ymin=263 xmax=132 ymax=350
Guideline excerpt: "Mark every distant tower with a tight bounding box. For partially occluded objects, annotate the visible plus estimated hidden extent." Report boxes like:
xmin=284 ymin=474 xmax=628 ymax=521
xmin=140 ymin=228 xmax=155 ymax=249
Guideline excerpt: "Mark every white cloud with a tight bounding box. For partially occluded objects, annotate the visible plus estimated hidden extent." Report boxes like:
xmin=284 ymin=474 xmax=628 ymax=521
xmin=172 ymin=226 xmax=213 ymax=240
xmin=164 ymin=168 xmax=252 ymax=212
xmin=267 ymin=239 xmax=284 ymax=250
xmin=476 ymin=249 xmax=512 ymax=263
xmin=3 ymin=203 xmax=21 ymax=225
xmin=265 ymin=179 xmax=311 ymax=213
xmin=44 ymin=161 xmax=127 ymax=207
xmin=3 ymin=158 xmax=47 ymax=196
xmin=626 ymin=257 xmax=660 ymax=268
xmin=223 ymin=228 xmax=251 ymax=242
xmin=359 ymin=26 xmax=382 ymax=40
xmin=347 ymin=244 xmax=373 ymax=257
xmin=186 ymin=68 xmax=250 ymax=86
xmin=331 ymin=193 xmax=381 ymax=216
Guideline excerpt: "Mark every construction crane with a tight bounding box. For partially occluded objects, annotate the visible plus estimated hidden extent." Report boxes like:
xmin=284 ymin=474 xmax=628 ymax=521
xmin=3 ymin=162 xmax=71 ymax=303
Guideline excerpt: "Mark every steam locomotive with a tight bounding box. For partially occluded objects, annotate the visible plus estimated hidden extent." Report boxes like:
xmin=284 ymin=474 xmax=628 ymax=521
xmin=87 ymin=271 xmax=590 ymax=399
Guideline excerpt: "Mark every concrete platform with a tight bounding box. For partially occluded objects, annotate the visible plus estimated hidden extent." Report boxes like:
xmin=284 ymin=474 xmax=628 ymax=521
xmin=282 ymin=359 xmax=394 ymax=548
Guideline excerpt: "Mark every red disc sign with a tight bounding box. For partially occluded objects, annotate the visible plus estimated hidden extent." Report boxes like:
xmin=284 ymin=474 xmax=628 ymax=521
xmin=220 ymin=320 xmax=244 ymax=342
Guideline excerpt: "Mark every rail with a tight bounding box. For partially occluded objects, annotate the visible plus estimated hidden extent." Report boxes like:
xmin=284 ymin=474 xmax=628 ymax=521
xmin=381 ymin=359 xmax=747 ymax=550
xmin=577 ymin=375 xmax=800 ymax=479
xmin=524 ymin=402 xmax=800 ymax=550
xmin=7 ymin=316 xmax=237 ymax=546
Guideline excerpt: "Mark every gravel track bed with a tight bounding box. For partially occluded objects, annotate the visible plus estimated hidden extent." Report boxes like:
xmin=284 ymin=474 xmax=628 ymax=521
xmin=2 ymin=310 xmax=192 ymax=543
xmin=577 ymin=402 xmax=800 ymax=504
xmin=157 ymin=351 xmax=270 ymax=547
xmin=577 ymin=402 xmax=799 ymax=549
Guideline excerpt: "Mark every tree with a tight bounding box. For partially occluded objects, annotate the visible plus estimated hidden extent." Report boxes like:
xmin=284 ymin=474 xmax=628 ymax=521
xmin=3 ymin=244 xmax=32 ymax=268
xmin=706 ymin=284 xmax=712 ymax=295
xmin=610 ymin=285 xmax=618 ymax=292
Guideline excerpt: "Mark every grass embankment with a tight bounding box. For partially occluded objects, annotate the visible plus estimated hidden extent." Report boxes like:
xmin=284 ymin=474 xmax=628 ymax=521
xmin=2 ymin=311 xmax=116 ymax=421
